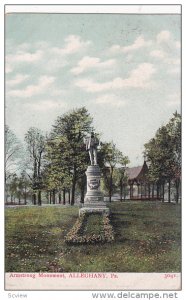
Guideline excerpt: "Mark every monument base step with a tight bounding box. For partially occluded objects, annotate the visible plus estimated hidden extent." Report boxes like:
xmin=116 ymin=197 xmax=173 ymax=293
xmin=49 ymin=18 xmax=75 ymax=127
xmin=83 ymin=202 xmax=106 ymax=207
xmin=79 ymin=207 xmax=110 ymax=216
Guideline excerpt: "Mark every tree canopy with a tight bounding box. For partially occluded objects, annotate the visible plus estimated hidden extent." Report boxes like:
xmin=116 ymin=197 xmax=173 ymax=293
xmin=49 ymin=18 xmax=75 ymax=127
xmin=45 ymin=107 xmax=93 ymax=205
xmin=144 ymin=112 xmax=181 ymax=202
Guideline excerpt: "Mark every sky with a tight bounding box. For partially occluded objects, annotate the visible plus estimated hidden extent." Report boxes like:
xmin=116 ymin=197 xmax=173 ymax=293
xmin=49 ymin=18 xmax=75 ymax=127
xmin=5 ymin=13 xmax=181 ymax=167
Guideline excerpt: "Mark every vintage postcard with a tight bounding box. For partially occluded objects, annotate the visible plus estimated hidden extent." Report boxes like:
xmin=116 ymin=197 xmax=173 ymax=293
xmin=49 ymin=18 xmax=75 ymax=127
xmin=4 ymin=4 xmax=181 ymax=292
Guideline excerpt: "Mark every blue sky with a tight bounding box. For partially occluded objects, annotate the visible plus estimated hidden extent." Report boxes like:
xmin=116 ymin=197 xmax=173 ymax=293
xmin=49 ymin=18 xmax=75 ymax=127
xmin=5 ymin=13 xmax=181 ymax=166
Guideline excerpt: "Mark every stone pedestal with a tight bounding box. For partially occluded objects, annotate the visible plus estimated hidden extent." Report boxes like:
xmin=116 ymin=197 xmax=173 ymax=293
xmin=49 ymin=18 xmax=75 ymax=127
xmin=79 ymin=165 xmax=109 ymax=216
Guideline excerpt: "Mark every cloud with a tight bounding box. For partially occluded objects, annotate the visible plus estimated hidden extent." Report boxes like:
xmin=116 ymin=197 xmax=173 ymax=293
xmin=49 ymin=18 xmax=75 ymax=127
xmin=7 ymin=50 xmax=43 ymax=64
xmin=149 ymin=30 xmax=180 ymax=66
xmin=157 ymin=30 xmax=171 ymax=43
xmin=75 ymin=63 xmax=156 ymax=93
xmin=6 ymin=49 xmax=44 ymax=73
xmin=150 ymin=49 xmax=180 ymax=66
xmin=7 ymin=75 xmax=55 ymax=98
xmin=6 ymin=35 xmax=91 ymax=75
xmin=150 ymin=49 xmax=166 ymax=59
xmin=95 ymin=94 xmax=126 ymax=107
xmin=71 ymin=56 xmax=116 ymax=75
xmin=6 ymin=74 xmax=30 ymax=87
xmin=51 ymin=35 xmax=91 ymax=56
xmin=25 ymin=99 xmax=66 ymax=111
xmin=110 ymin=35 xmax=152 ymax=54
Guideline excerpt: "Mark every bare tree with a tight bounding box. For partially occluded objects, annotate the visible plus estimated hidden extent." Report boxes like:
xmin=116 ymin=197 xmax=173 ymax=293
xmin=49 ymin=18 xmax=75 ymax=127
xmin=5 ymin=125 xmax=22 ymax=183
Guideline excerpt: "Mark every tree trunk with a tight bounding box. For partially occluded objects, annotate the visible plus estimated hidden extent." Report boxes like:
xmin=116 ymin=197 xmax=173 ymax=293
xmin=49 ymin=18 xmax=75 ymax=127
xmin=24 ymin=188 xmax=27 ymax=205
xmin=63 ymin=189 xmax=66 ymax=205
xmin=5 ymin=193 xmax=8 ymax=204
xmin=109 ymin=167 xmax=113 ymax=202
xmin=168 ymin=179 xmax=171 ymax=203
xmin=162 ymin=182 xmax=165 ymax=202
xmin=175 ymin=179 xmax=180 ymax=204
xmin=33 ymin=193 xmax=37 ymax=205
xmin=120 ymin=179 xmax=123 ymax=201
xmin=38 ymin=190 xmax=42 ymax=206
xmin=58 ymin=192 xmax=61 ymax=204
xmin=157 ymin=183 xmax=160 ymax=199
xmin=49 ymin=191 xmax=52 ymax=204
xmin=52 ymin=189 xmax=56 ymax=204
xmin=71 ymin=175 xmax=76 ymax=206
xmin=148 ymin=184 xmax=151 ymax=199
xmin=80 ymin=185 xmax=85 ymax=204
xmin=68 ymin=190 xmax=71 ymax=204
xmin=46 ymin=191 xmax=49 ymax=204
xmin=19 ymin=196 xmax=21 ymax=205
xmin=152 ymin=183 xmax=154 ymax=199
xmin=123 ymin=184 xmax=126 ymax=200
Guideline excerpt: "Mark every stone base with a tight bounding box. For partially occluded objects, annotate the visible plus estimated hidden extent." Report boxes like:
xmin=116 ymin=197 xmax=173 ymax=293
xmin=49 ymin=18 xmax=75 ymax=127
xmin=79 ymin=164 xmax=110 ymax=217
xmin=79 ymin=206 xmax=110 ymax=216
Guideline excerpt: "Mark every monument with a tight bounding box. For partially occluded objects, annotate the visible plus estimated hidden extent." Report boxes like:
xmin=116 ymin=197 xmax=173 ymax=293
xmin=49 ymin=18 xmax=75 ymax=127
xmin=79 ymin=132 xmax=110 ymax=216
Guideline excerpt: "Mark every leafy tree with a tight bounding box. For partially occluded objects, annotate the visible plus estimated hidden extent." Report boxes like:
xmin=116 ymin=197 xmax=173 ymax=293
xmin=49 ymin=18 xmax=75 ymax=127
xmin=48 ymin=107 xmax=92 ymax=205
xmin=43 ymin=136 xmax=72 ymax=205
xmin=166 ymin=112 xmax=181 ymax=202
xmin=144 ymin=112 xmax=181 ymax=203
xmin=115 ymin=167 xmax=129 ymax=201
xmin=99 ymin=142 xmax=129 ymax=202
xmin=76 ymin=173 xmax=87 ymax=204
xmin=24 ymin=127 xmax=46 ymax=205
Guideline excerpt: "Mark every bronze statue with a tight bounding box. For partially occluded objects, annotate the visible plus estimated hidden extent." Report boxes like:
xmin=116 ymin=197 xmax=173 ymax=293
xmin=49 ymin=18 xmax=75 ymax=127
xmin=84 ymin=132 xmax=99 ymax=165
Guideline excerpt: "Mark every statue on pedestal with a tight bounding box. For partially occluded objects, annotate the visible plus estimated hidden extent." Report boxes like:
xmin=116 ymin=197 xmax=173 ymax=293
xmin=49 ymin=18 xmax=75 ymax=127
xmin=80 ymin=131 xmax=109 ymax=216
xmin=84 ymin=132 xmax=99 ymax=166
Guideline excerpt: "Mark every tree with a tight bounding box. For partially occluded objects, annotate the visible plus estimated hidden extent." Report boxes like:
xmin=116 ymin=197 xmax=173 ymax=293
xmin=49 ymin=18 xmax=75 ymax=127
xmin=43 ymin=137 xmax=72 ymax=205
xmin=6 ymin=173 xmax=15 ymax=204
xmin=99 ymin=142 xmax=129 ymax=202
xmin=24 ymin=127 xmax=46 ymax=205
xmin=166 ymin=112 xmax=181 ymax=203
xmin=5 ymin=125 xmax=22 ymax=183
xmin=19 ymin=171 xmax=31 ymax=205
xmin=144 ymin=112 xmax=181 ymax=203
xmin=115 ymin=167 xmax=129 ymax=201
xmin=48 ymin=107 xmax=93 ymax=205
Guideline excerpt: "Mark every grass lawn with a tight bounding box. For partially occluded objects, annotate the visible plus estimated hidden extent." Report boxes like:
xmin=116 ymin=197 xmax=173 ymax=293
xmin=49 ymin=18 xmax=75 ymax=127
xmin=5 ymin=201 xmax=181 ymax=273
xmin=84 ymin=213 xmax=105 ymax=236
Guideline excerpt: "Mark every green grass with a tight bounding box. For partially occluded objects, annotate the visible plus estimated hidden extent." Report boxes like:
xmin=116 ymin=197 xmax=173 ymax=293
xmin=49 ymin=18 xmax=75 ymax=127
xmin=5 ymin=201 xmax=181 ymax=272
xmin=84 ymin=213 xmax=104 ymax=236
